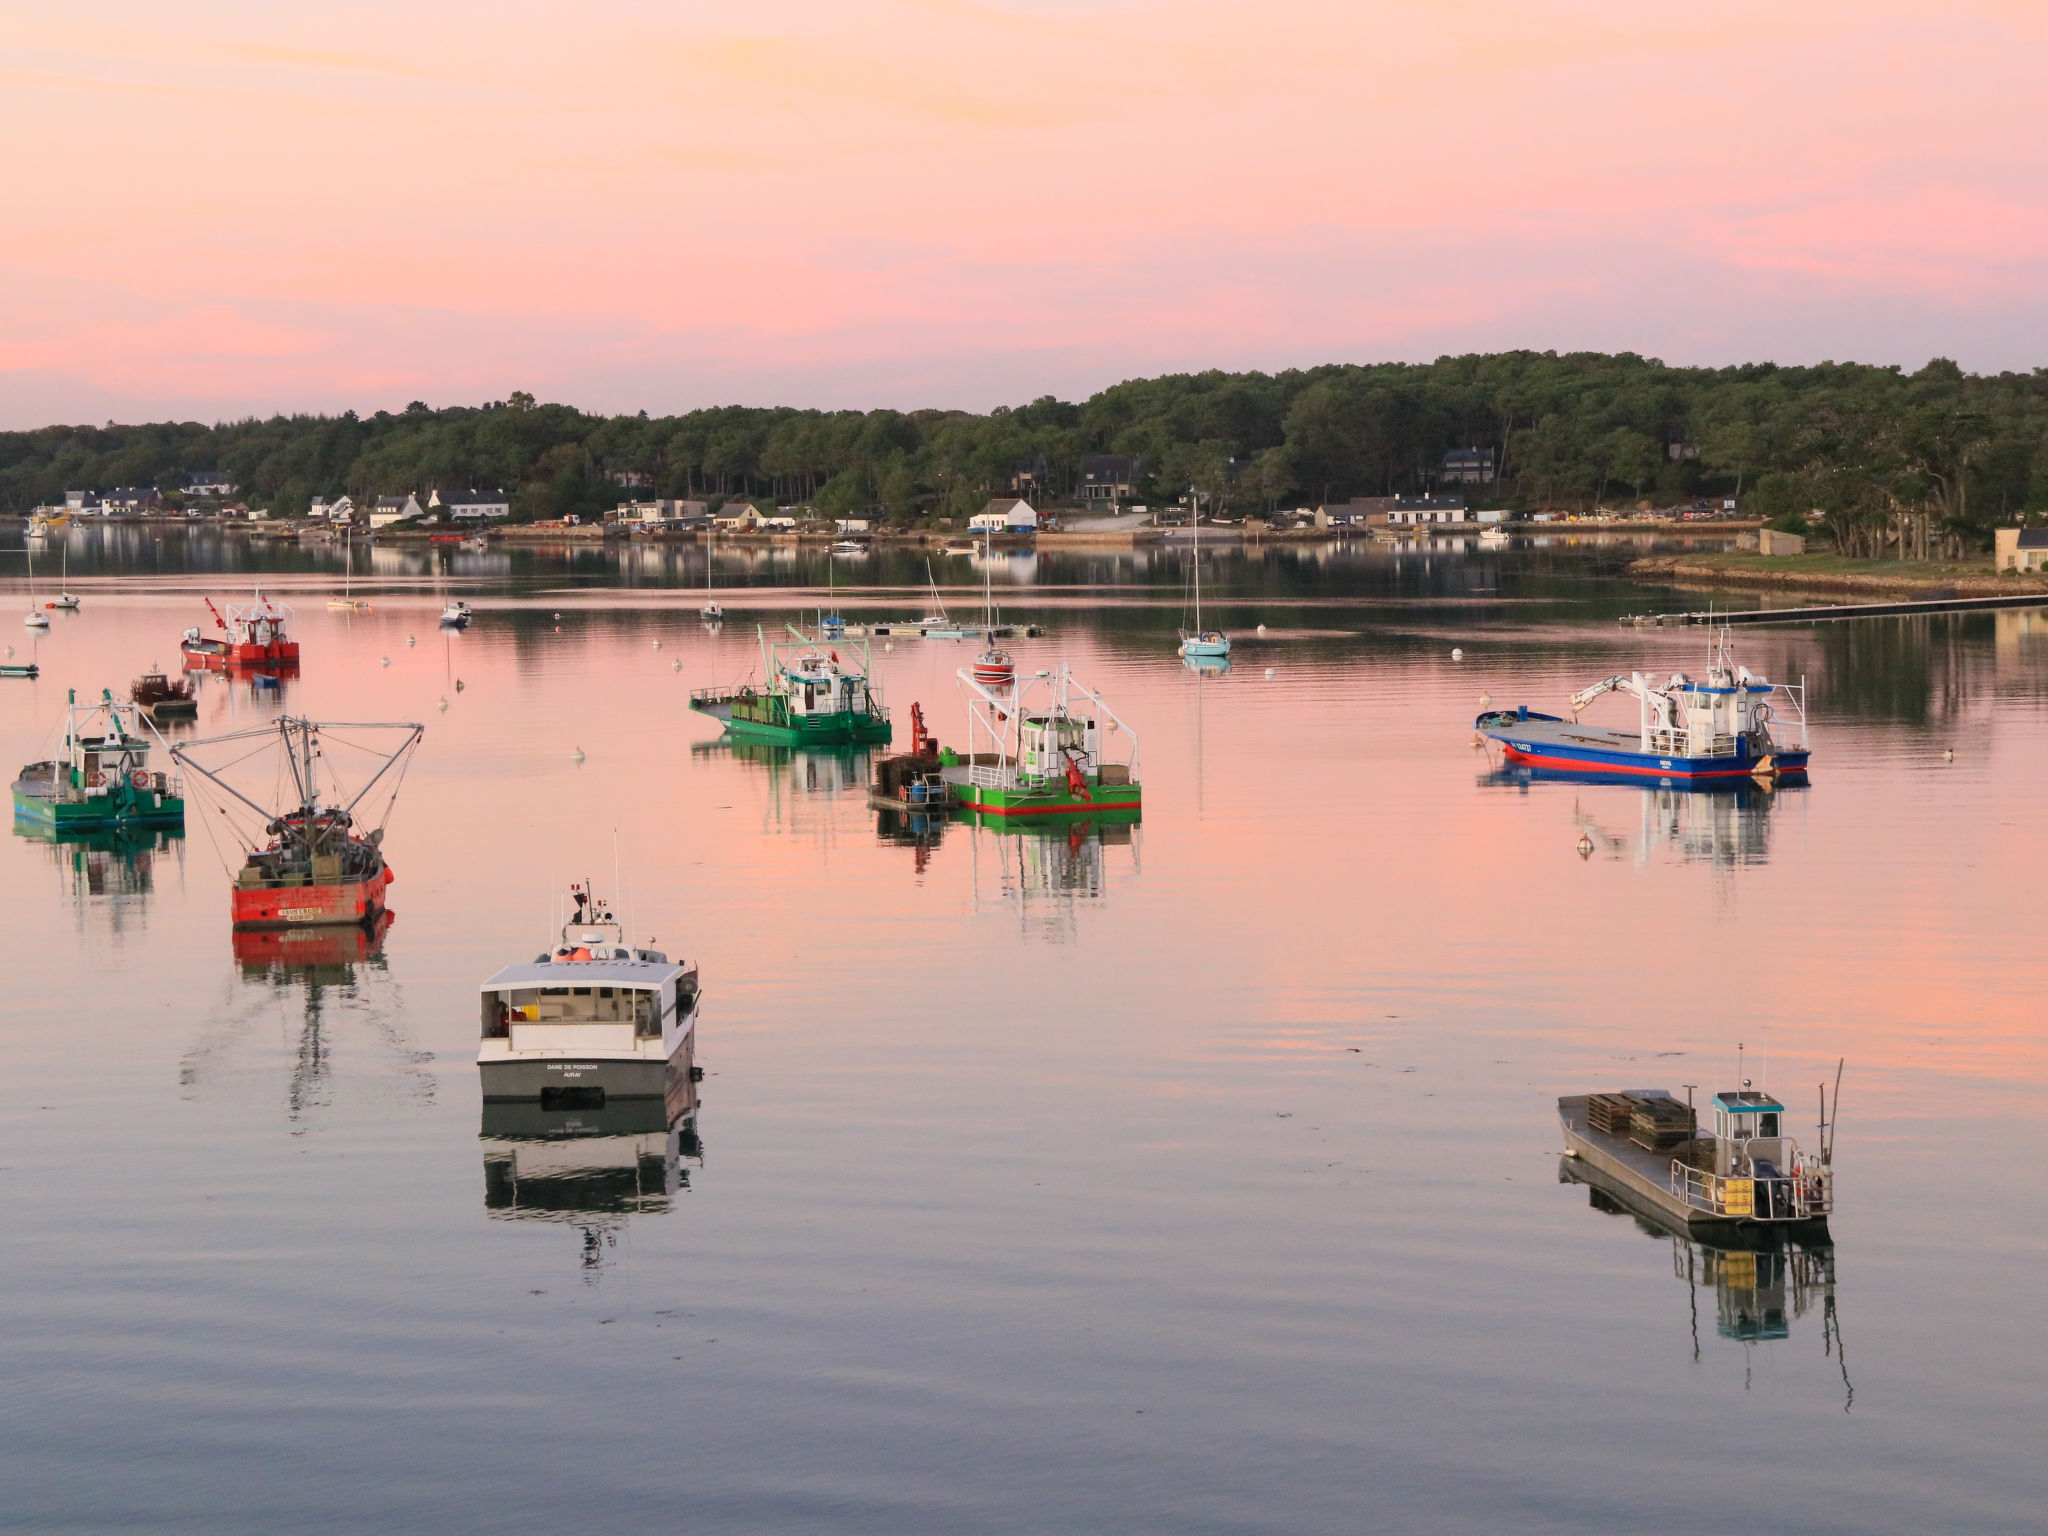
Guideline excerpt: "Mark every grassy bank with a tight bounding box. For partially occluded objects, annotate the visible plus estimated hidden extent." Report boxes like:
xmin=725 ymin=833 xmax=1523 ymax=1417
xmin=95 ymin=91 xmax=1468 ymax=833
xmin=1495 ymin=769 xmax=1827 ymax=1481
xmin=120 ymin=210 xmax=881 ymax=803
xmin=1628 ymin=550 xmax=2048 ymax=599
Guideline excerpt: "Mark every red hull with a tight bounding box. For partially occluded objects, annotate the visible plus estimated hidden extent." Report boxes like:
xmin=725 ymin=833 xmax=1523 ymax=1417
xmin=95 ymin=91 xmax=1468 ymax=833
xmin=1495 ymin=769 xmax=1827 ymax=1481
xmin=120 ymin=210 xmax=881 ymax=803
xmin=183 ymin=641 xmax=300 ymax=672
xmin=231 ymin=861 xmax=393 ymax=929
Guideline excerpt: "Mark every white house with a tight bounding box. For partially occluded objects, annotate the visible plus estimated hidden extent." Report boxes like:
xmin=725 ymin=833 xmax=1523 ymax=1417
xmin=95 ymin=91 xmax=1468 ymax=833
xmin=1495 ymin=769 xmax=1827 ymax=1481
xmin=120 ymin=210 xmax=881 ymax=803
xmin=616 ymin=498 xmax=710 ymax=527
xmin=712 ymin=506 xmax=796 ymax=532
xmin=969 ymin=497 xmax=1038 ymax=533
xmin=1386 ymin=495 xmax=1471 ymax=527
xmin=369 ymin=494 xmax=425 ymax=529
xmin=311 ymin=494 xmax=356 ymax=523
xmin=185 ymin=472 xmax=237 ymax=498
xmin=434 ymin=489 xmax=512 ymax=522
xmin=103 ymin=486 xmax=161 ymax=512
xmin=835 ymin=518 xmax=871 ymax=534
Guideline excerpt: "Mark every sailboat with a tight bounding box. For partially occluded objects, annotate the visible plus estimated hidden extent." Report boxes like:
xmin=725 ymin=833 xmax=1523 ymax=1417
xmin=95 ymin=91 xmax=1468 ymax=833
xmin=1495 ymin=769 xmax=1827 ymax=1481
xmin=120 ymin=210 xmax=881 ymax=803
xmin=969 ymin=530 xmax=1014 ymax=689
xmin=327 ymin=532 xmax=370 ymax=610
xmin=23 ymin=544 xmax=50 ymax=629
xmin=820 ymin=542 xmax=845 ymax=638
xmin=900 ymin=560 xmax=973 ymax=639
xmin=700 ymin=541 xmax=723 ymax=624
xmin=50 ymin=539 xmax=79 ymax=611
xmin=1177 ymin=496 xmax=1229 ymax=660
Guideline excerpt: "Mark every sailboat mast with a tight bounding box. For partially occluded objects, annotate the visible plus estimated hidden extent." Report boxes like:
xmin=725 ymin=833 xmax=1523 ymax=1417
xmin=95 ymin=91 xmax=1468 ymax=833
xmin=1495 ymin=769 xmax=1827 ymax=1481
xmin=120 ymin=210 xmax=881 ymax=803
xmin=1191 ymin=484 xmax=1201 ymax=630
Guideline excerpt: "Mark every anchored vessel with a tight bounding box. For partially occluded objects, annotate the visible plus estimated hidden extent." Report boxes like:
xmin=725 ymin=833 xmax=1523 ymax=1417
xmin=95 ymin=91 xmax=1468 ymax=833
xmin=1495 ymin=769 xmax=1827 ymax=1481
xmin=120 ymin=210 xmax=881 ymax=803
xmin=12 ymin=689 xmax=185 ymax=831
xmin=439 ymin=600 xmax=473 ymax=629
xmin=1559 ymin=1078 xmax=1835 ymax=1235
xmin=477 ymin=882 xmax=701 ymax=1110
xmin=181 ymin=592 xmax=301 ymax=672
xmin=941 ymin=663 xmax=1141 ymax=821
xmin=690 ymin=624 xmax=892 ymax=746
xmin=171 ymin=715 xmax=423 ymax=929
xmin=130 ymin=669 xmax=197 ymax=723
xmin=1177 ymin=504 xmax=1229 ymax=660
xmin=1478 ymin=629 xmax=1809 ymax=782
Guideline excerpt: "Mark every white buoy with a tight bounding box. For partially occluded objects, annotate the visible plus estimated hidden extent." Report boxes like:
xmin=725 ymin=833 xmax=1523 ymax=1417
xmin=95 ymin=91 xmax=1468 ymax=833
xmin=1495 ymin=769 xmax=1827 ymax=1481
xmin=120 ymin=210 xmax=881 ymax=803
xmin=1257 ymin=623 xmax=1267 ymax=635
xmin=884 ymin=641 xmax=894 ymax=651
xmin=1480 ymin=693 xmax=1492 ymax=707
xmin=1944 ymin=748 xmax=1954 ymax=760
xmin=571 ymin=746 xmax=585 ymax=763
xmin=455 ymin=679 xmax=465 ymax=692
xmin=1452 ymin=647 xmax=1464 ymax=660
xmin=652 ymin=639 xmax=662 ymax=649
xmin=671 ymin=659 xmax=682 ymax=672
xmin=553 ymin=611 xmax=562 ymax=621
xmin=379 ymin=656 xmax=391 ymax=667
xmin=436 ymin=697 xmax=448 ymax=711
xmin=1577 ymin=834 xmax=1595 ymax=859
xmin=3 ymin=645 xmax=11 ymax=658
xmin=1264 ymin=667 xmax=1276 ymax=680
xmin=406 ymin=635 xmax=416 ymax=646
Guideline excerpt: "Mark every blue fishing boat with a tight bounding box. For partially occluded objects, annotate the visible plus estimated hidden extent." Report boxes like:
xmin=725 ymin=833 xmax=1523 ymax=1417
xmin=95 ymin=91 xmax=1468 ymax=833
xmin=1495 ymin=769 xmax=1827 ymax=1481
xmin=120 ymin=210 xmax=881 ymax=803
xmin=1477 ymin=630 xmax=1810 ymax=783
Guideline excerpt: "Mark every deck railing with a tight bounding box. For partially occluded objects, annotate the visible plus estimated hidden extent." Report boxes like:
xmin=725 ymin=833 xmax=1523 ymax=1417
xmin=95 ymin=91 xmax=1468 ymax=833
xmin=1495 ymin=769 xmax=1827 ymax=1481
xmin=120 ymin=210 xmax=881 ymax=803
xmin=1648 ymin=727 xmax=1737 ymax=758
xmin=1670 ymin=1156 xmax=1831 ymax=1221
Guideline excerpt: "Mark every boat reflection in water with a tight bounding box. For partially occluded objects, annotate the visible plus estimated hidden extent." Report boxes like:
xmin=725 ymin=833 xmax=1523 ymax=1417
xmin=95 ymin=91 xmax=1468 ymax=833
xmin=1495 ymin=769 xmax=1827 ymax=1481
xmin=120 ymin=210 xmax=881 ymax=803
xmin=232 ymin=909 xmax=395 ymax=974
xmin=1561 ymin=1156 xmax=1852 ymax=1407
xmin=874 ymin=801 xmax=950 ymax=876
xmin=1484 ymin=767 xmax=1796 ymax=870
xmin=16 ymin=822 xmax=181 ymax=935
xmin=480 ymin=1092 xmax=703 ymax=1275
xmin=965 ymin=815 xmax=1139 ymax=939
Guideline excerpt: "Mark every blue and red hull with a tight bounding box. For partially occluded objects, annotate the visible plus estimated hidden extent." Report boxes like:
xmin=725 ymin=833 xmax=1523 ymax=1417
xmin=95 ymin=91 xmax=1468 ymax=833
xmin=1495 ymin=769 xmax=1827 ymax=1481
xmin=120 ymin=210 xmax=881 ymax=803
xmin=1476 ymin=712 xmax=1810 ymax=782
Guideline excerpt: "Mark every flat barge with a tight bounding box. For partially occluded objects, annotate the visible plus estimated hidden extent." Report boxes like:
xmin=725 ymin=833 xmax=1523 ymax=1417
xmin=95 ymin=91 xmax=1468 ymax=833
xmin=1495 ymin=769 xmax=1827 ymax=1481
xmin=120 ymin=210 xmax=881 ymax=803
xmin=1559 ymin=1086 xmax=1832 ymax=1236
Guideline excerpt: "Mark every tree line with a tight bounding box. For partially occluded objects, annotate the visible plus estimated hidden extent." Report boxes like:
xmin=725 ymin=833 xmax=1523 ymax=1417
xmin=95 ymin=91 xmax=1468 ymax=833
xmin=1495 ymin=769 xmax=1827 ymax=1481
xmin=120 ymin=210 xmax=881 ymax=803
xmin=4 ymin=354 xmax=2044 ymax=554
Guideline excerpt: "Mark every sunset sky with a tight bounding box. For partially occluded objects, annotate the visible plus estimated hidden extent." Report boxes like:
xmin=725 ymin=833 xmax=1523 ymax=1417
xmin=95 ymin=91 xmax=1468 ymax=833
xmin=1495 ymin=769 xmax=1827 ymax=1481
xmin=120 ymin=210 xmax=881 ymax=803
xmin=3 ymin=0 xmax=2043 ymax=425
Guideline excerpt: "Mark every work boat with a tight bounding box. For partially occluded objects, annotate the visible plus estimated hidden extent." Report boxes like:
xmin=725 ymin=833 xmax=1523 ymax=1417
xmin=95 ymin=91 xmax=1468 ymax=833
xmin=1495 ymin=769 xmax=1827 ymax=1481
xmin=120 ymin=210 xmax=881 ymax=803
xmin=477 ymin=882 xmax=701 ymax=1109
xmin=171 ymin=715 xmax=423 ymax=929
xmin=1477 ymin=630 xmax=1810 ymax=783
xmin=1559 ymin=1061 xmax=1838 ymax=1235
xmin=942 ymin=663 xmax=1141 ymax=821
xmin=689 ymin=624 xmax=892 ymax=746
xmin=12 ymin=688 xmax=185 ymax=832
xmin=180 ymin=591 xmax=300 ymax=672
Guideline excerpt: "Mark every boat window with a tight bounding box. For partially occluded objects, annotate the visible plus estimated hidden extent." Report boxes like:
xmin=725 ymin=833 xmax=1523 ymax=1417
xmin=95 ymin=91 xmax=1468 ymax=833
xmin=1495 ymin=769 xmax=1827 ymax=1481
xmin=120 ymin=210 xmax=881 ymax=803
xmin=599 ymin=987 xmax=614 ymax=998
xmin=573 ymin=987 xmax=591 ymax=996
xmin=1759 ymin=1112 xmax=1780 ymax=1138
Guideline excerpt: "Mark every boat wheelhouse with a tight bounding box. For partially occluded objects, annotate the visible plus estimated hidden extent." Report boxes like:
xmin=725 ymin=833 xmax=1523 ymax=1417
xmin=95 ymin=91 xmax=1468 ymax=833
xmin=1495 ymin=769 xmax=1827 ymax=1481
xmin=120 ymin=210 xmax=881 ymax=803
xmin=170 ymin=715 xmax=423 ymax=930
xmin=11 ymin=689 xmax=185 ymax=831
xmin=689 ymin=624 xmax=892 ymax=746
xmin=181 ymin=591 xmax=300 ymax=672
xmin=478 ymin=882 xmax=701 ymax=1111
xmin=940 ymin=664 xmax=1141 ymax=822
xmin=1559 ymin=1072 xmax=1836 ymax=1235
xmin=1477 ymin=629 xmax=1809 ymax=783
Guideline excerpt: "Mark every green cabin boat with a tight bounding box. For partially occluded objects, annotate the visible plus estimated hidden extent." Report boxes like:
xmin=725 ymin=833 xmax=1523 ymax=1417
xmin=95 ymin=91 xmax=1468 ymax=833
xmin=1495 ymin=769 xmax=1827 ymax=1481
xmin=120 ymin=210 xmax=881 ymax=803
xmin=690 ymin=625 xmax=892 ymax=747
xmin=12 ymin=689 xmax=185 ymax=831
xmin=940 ymin=663 xmax=1141 ymax=823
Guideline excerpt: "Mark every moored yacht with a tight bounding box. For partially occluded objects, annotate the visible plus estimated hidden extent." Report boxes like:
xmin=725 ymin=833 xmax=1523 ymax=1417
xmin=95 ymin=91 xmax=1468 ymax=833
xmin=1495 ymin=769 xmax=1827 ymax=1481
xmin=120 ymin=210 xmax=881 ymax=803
xmin=478 ymin=882 xmax=701 ymax=1109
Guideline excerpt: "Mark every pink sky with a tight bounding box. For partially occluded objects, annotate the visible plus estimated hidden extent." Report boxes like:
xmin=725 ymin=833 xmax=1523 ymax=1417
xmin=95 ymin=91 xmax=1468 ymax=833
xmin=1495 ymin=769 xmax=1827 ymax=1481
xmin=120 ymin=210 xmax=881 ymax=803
xmin=2 ymin=0 xmax=2044 ymax=424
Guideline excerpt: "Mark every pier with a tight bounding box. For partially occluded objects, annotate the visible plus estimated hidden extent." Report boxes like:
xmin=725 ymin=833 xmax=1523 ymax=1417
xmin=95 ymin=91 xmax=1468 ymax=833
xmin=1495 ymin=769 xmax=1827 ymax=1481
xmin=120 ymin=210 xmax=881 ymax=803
xmin=1629 ymin=591 xmax=2048 ymax=627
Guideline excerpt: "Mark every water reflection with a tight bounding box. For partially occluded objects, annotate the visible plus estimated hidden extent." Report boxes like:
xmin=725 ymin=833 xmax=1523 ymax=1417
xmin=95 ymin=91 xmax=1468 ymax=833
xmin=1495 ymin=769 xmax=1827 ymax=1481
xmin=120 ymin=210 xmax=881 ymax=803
xmin=966 ymin=818 xmax=1138 ymax=940
xmin=1564 ymin=1159 xmax=1852 ymax=1407
xmin=480 ymin=1096 xmax=704 ymax=1277
xmin=693 ymin=739 xmax=872 ymax=836
xmin=15 ymin=823 xmax=182 ymax=935
xmin=1484 ymin=771 xmax=1794 ymax=870
xmin=874 ymin=803 xmax=950 ymax=877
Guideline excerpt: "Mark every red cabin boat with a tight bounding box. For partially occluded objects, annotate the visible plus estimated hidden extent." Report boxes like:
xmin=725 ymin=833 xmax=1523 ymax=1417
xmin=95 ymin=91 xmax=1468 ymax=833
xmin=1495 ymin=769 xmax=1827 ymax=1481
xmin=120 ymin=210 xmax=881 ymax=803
xmin=182 ymin=591 xmax=300 ymax=672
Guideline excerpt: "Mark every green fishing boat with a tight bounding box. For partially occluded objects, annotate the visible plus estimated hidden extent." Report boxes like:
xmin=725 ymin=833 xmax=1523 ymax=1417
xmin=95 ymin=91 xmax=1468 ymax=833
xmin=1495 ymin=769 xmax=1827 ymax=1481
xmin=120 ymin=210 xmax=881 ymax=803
xmin=940 ymin=663 xmax=1141 ymax=823
xmin=690 ymin=625 xmax=892 ymax=747
xmin=11 ymin=688 xmax=185 ymax=831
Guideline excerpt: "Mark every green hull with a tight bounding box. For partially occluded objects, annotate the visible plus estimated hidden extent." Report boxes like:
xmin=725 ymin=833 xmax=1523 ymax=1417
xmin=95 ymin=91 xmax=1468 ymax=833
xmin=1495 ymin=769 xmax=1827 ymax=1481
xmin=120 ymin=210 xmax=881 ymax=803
xmin=13 ymin=790 xmax=185 ymax=830
xmin=957 ymin=780 xmax=1141 ymax=823
xmin=693 ymin=697 xmax=892 ymax=747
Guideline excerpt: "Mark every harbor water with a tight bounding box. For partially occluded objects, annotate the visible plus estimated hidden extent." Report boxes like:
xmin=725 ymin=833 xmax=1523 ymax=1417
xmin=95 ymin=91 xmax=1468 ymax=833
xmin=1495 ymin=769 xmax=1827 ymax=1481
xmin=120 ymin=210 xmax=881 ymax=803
xmin=3 ymin=530 xmax=2044 ymax=1533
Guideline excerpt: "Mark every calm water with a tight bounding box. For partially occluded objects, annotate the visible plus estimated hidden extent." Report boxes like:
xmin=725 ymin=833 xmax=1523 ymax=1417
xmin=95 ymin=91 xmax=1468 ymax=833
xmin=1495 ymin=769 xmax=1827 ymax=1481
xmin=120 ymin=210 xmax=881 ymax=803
xmin=4 ymin=529 xmax=2045 ymax=1533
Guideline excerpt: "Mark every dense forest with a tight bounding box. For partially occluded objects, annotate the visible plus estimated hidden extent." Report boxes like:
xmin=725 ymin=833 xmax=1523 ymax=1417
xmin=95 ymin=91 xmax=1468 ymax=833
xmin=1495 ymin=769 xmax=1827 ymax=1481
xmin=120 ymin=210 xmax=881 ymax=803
xmin=5 ymin=352 xmax=2045 ymax=555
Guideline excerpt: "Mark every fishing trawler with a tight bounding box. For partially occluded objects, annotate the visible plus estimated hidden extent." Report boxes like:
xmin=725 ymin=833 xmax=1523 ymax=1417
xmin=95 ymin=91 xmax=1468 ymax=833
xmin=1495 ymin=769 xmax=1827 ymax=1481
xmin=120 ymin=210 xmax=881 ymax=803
xmin=1559 ymin=1060 xmax=1837 ymax=1235
xmin=477 ymin=881 xmax=701 ymax=1110
xmin=689 ymin=624 xmax=892 ymax=746
xmin=170 ymin=715 xmax=422 ymax=929
xmin=180 ymin=592 xmax=301 ymax=672
xmin=1476 ymin=629 xmax=1810 ymax=782
xmin=12 ymin=689 xmax=185 ymax=832
xmin=941 ymin=663 xmax=1140 ymax=821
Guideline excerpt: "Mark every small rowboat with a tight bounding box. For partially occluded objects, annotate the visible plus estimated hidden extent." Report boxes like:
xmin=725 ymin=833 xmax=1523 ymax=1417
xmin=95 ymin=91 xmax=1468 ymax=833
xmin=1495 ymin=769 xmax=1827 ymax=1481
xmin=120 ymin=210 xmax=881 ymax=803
xmin=1 ymin=663 xmax=38 ymax=679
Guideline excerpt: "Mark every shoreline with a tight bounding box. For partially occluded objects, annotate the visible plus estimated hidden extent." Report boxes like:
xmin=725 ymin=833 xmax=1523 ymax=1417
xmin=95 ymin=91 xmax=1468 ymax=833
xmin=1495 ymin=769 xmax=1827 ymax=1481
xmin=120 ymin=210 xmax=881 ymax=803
xmin=1629 ymin=552 xmax=2048 ymax=599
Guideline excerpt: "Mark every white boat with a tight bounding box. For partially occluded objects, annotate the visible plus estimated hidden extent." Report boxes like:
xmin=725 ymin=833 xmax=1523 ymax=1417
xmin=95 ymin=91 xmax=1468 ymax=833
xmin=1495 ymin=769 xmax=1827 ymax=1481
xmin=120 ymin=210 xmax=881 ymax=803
xmin=831 ymin=540 xmax=866 ymax=557
xmin=1479 ymin=526 xmax=1510 ymax=545
xmin=439 ymin=600 xmax=472 ymax=628
xmin=895 ymin=560 xmax=977 ymax=639
xmin=328 ymin=536 xmax=371 ymax=610
xmin=22 ymin=543 xmax=50 ymax=628
xmin=701 ymin=545 xmax=723 ymax=623
xmin=1177 ymin=499 xmax=1229 ymax=659
xmin=477 ymin=880 xmax=701 ymax=1109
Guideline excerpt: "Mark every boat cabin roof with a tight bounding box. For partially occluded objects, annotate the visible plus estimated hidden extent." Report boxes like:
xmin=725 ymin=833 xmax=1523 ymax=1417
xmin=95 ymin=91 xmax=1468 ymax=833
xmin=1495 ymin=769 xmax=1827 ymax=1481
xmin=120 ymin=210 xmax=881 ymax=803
xmin=1712 ymin=1089 xmax=1784 ymax=1113
xmin=480 ymin=954 xmax=684 ymax=991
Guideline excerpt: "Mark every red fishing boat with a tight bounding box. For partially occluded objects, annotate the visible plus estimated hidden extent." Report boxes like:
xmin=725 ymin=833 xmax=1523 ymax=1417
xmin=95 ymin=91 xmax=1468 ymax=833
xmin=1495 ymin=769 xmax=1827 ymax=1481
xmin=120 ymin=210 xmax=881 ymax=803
xmin=181 ymin=591 xmax=300 ymax=672
xmin=170 ymin=715 xmax=424 ymax=931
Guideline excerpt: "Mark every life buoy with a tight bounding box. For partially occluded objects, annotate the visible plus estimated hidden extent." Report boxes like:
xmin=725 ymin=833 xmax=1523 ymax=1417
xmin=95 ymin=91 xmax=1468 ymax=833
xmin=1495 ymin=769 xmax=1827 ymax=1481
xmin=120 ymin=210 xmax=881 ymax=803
xmin=89 ymin=770 xmax=107 ymax=788
xmin=131 ymin=769 xmax=151 ymax=790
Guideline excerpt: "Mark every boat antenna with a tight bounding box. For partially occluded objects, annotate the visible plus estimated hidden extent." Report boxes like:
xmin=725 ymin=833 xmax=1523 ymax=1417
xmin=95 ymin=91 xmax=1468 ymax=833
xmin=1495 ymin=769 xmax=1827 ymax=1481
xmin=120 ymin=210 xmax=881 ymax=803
xmin=1825 ymin=1058 xmax=1844 ymax=1164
